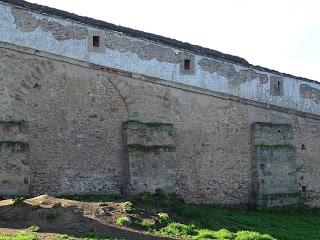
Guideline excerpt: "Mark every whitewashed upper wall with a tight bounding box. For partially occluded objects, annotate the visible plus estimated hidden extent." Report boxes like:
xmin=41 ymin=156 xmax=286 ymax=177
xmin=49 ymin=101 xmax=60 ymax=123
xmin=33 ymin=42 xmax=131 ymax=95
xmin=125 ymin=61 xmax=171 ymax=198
xmin=1 ymin=2 xmax=320 ymax=116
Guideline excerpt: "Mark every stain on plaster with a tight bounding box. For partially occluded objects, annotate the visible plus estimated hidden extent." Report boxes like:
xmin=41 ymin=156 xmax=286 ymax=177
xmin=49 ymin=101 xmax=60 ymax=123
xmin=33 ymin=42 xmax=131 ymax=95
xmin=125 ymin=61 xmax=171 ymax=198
xmin=105 ymin=32 xmax=179 ymax=63
xmin=300 ymin=84 xmax=320 ymax=104
xmin=199 ymin=58 xmax=269 ymax=85
xmin=11 ymin=7 xmax=38 ymax=32
xmin=11 ymin=8 xmax=87 ymax=41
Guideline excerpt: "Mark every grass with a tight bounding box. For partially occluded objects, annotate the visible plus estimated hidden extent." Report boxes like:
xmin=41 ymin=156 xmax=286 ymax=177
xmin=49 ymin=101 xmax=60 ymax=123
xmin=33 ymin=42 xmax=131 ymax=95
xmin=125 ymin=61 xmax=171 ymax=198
xmin=157 ymin=212 xmax=171 ymax=224
xmin=158 ymin=223 xmax=276 ymax=239
xmin=120 ymin=201 xmax=134 ymax=213
xmin=27 ymin=226 xmax=40 ymax=232
xmin=136 ymin=219 xmax=156 ymax=230
xmin=129 ymin=191 xmax=320 ymax=240
xmin=2 ymin=192 xmax=320 ymax=240
xmin=168 ymin=203 xmax=320 ymax=240
xmin=0 ymin=232 xmax=37 ymax=240
xmin=115 ymin=216 xmax=131 ymax=226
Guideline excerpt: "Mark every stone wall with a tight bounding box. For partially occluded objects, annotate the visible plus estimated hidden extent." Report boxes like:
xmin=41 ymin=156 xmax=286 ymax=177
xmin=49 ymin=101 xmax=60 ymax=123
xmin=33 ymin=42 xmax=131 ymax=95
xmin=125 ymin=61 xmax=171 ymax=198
xmin=1 ymin=44 xmax=320 ymax=207
xmin=252 ymin=123 xmax=300 ymax=206
xmin=0 ymin=120 xmax=30 ymax=196
xmin=2 ymin=1 xmax=320 ymax=117
xmin=124 ymin=120 xmax=176 ymax=194
xmin=0 ymin=46 xmax=128 ymax=196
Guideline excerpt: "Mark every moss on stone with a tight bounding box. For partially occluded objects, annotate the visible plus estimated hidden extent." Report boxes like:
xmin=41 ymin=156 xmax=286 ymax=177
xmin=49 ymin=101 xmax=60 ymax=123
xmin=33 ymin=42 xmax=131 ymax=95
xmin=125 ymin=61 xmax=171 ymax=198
xmin=0 ymin=141 xmax=30 ymax=152
xmin=124 ymin=120 xmax=173 ymax=128
xmin=255 ymin=144 xmax=294 ymax=150
xmin=128 ymin=144 xmax=176 ymax=152
xmin=0 ymin=120 xmax=28 ymax=132
xmin=260 ymin=192 xmax=301 ymax=201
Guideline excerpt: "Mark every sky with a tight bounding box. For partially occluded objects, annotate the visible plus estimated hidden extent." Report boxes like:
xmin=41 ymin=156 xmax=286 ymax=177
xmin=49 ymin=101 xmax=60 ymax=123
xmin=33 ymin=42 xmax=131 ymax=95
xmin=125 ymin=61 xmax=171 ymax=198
xmin=28 ymin=0 xmax=320 ymax=81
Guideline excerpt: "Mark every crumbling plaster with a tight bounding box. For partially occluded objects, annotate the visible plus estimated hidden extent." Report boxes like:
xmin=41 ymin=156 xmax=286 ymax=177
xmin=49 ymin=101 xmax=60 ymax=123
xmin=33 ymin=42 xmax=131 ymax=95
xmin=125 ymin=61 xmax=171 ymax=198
xmin=1 ymin=44 xmax=320 ymax=206
xmin=0 ymin=3 xmax=320 ymax=117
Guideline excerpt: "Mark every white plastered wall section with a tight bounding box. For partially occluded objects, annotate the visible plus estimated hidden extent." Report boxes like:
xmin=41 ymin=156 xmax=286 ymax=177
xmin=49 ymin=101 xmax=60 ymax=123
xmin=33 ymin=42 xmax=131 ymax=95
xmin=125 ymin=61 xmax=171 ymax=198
xmin=0 ymin=2 xmax=320 ymax=116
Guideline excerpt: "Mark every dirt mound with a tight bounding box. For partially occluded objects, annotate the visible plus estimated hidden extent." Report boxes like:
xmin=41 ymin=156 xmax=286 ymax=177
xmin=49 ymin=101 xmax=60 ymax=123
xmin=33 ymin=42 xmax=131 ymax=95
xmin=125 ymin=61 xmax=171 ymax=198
xmin=0 ymin=196 xmax=176 ymax=240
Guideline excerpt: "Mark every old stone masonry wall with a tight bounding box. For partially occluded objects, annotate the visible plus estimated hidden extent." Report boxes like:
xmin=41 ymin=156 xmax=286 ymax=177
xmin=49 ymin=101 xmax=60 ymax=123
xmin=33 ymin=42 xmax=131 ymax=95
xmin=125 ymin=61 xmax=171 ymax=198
xmin=1 ymin=46 xmax=320 ymax=207
xmin=1 ymin=0 xmax=320 ymax=207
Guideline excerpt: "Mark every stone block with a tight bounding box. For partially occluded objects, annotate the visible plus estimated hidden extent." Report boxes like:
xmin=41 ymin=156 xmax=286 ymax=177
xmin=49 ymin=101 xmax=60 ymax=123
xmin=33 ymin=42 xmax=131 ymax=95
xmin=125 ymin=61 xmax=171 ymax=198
xmin=252 ymin=122 xmax=301 ymax=206
xmin=124 ymin=120 xmax=176 ymax=194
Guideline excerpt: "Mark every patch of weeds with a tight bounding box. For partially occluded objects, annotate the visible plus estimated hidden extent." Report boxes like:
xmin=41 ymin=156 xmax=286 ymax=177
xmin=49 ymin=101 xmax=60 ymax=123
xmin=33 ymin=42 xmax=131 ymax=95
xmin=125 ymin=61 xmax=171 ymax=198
xmin=13 ymin=197 xmax=26 ymax=206
xmin=54 ymin=234 xmax=77 ymax=240
xmin=136 ymin=219 xmax=156 ymax=230
xmin=116 ymin=216 xmax=131 ymax=226
xmin=138 ymin=194 xmax=155 ymax=206
xmin=120 ymin=201 xmax=134 ymax=213
xmin=235 ymin=231 xmax=276 ymax=240
xmin=27 ymin=225 xmax=40 ymax=232
xmin=195 ymin=229 xmax=234 ymax=239
xmin=106 ymin=194 xmax=124 ymax=201
xmin=159 ymin=222 xmax=197 ymax=237
xmin=155 ymin=191 xmax=185 ymax=208
xmin=157 ymin=212 xmax=171 ymax=224
xmin=0 ymin=232 xmax=37 ymax=240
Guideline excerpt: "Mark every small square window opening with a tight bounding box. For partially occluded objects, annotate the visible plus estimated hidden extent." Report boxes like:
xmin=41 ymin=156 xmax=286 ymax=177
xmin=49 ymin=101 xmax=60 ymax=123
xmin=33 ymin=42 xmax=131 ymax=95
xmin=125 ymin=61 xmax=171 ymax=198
xmin=184 ymin=59 xmax=191 ymax=70
xmin=93 ymin=35 xmax=100 ymax=47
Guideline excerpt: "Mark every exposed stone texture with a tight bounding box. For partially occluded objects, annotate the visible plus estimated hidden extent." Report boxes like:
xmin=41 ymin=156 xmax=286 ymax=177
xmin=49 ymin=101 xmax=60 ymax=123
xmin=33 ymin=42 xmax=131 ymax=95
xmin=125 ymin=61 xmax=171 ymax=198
xmin=124 ymin=121 xmax=176 ymax=194
xmin=0 ymin=120 xmax=30 ymax=196
xmin=198 ymin=58 xmax=269 ymax=85
xmin=300 ymin=84 xmax=320 ymax=104
xmin=11 ymin=8 xmax=87 ymax=41
xmin=124 ymin=121 xmax=174 ymax=147
xmin=11 ymin=8 xmax=38 ymax=32
xmin=105 ymin=32 xmax=179 ymax=63
xmin=0 ymin=120 xmax=28 ymax=141
xmin=0 ymin=47 xmax=128 ymax=196
xmin=1 ymin=47 xmax=320 ymax=207
xmin=0 ymin=144 xmax=31 ymax=196
xmin=252 ymin=123 xmax=300 ymax=206
xmin=39 ymin=18 xmax=87 ymax=41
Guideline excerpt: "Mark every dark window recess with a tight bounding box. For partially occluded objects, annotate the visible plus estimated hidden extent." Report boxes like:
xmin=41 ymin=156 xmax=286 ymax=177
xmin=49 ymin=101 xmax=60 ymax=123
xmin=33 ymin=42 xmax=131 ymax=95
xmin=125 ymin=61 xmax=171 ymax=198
xmin=184 ymin=59 xmax=191 ymax=70
xmin=93 ymin=35 xmax=100 ymax=47
xmin=302 ymin=186 xmax=306 ymax=192
xmin=274 ymin=80 xmax=282 ymax=95
xmin=33 ymin=83 xmax=41 ymax=89
xmin=301 ymin=144 xmax=306 ymax=150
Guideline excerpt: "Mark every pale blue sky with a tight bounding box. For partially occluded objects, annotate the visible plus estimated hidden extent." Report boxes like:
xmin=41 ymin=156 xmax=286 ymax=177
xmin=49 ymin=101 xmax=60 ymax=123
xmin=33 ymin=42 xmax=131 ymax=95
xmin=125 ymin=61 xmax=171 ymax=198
xmin=29 ymin=0 xmax=320 ymax=81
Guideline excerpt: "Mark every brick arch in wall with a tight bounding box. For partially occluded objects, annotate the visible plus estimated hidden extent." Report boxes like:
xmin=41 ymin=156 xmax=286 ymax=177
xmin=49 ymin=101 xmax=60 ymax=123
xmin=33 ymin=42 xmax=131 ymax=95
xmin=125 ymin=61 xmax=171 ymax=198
xmin=7 ymin=55 xmax=130 ymax=196
xmin=14 ymin=59 xmax=56 ymax=103
xmin=0 ymin=56 xmax=57 ymax=196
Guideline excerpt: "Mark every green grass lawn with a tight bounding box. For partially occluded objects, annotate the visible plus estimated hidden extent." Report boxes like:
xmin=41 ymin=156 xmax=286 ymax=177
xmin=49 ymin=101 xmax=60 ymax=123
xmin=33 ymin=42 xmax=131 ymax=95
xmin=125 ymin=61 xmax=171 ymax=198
xmin=157 ymin=203 xmax=320 ymax=240
xmin=130 ymin=193 xmax=320 ymax=240
xmin=0 ymin=232 xmax=37 ymax=240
